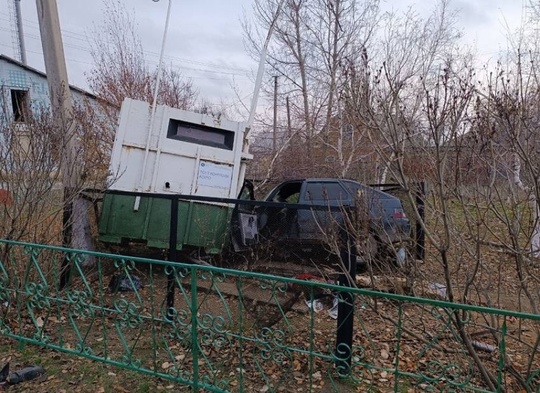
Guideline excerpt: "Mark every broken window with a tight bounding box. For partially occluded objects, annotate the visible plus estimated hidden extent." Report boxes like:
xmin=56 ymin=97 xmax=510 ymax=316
xmin=11 ymin=89 xmax=29 ymax=122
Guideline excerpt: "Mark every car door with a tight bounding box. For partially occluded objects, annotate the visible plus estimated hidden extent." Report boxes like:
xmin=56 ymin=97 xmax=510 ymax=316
xmin=230 ymin=180 xmax=258 ymax=251
xmin=298 ymin=181 xmax=351 ymax=241
xmin=258 ymin=180 xmax=303 ymax=242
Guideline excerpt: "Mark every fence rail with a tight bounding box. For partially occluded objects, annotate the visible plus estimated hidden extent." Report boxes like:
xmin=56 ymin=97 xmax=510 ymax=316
xmin=0 ymin=239 xmax=539 ymax=392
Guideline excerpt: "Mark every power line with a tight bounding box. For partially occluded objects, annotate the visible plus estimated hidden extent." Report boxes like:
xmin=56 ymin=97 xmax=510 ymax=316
xmin=0 ymin=1 xmax=254 ymax=101
xmin=1 ymin=29 xmax=252 ymax=79
xmin=0 ymin=10 xmax=253 ymax=74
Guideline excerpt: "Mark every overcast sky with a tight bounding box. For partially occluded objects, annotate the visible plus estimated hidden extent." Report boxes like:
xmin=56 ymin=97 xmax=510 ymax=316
xmin=0 ymin=0 xmax=527 ymax=111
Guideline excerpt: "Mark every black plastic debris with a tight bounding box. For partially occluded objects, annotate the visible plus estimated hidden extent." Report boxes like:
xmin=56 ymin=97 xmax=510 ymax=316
xmin=7 ymin=365 xmax=45 ymax=384
xmin=0 ymin=363 xmax=9 ymax=383
xmin=108 ymin=273 xmax=143 ymax=293
xmin=0 ymin=363 xmax=46 ymax=387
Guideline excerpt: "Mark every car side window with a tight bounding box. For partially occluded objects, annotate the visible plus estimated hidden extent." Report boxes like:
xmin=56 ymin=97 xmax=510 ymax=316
xmin=305 ymin=182 xmax=348 ymax=202
xmin=344 ymin=182 xmax=382 ymax=218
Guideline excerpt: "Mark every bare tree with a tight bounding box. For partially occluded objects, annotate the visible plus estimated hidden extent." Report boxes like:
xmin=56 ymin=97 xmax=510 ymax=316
xmin=342 ymin=11 xmax=540 ymax=390
xmin=0 ymin=105 xmax=63 ymax=244
xmin=344 ymin=0 xmax=462 ymax=184
xmin=243 ymin=0 xmax=540 ymax=389
xmin=87 ymin=0 xmax=197 ymax=111
xmin=245 ymin=0 xmax=379 ymax=181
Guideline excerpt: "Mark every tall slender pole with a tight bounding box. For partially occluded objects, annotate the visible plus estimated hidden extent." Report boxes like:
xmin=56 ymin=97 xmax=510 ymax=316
xmin=135 ymin=0 xmax=172 ymax=208
xmin=245 ymin=0 xmax=286 ymax=142
xmin=286 ymin=96 xmax=291 ymax=137
xmin=273 ymin=75 xmax=278 ymax=152
xmin=36 ymin=0 xmax=78 ymax=185
xmin=36 ymin=0 xmax=80 ymax=288
xmin=15 ymin=0 xmax=27 ymax=64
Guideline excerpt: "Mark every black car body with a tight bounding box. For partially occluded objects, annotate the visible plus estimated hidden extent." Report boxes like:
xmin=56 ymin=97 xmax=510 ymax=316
xmin=257 ymin=178 xmax=411 ymax=265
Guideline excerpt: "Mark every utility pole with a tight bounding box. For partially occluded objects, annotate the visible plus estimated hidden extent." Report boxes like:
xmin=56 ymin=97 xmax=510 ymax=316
xmin=36 ymin=0 xmax=82 ymax=287
xmin=14 ymin=0 xmax=27 ymax=64
xmin=273 ymin=75 xmax=278 ymax=152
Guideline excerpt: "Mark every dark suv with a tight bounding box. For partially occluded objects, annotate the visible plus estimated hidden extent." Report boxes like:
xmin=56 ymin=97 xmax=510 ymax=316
xmin=256 ymin=178 xmax=411 ymax=266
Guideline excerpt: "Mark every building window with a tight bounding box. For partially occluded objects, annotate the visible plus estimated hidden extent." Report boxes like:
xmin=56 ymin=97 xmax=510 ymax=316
xmin=11 ymin=89 xmax=29 ymax=122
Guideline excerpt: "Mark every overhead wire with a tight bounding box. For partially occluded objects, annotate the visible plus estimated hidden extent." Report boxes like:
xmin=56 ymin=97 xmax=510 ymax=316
xmin=0 ymin=10 xmax=253 ymax=77
xmin=0 ymin=3 xmax=255 ymax=104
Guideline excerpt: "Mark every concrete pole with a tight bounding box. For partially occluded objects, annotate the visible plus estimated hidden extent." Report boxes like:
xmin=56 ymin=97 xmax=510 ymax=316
xmin=36 ymin=0 xmax=83 ymax=285
xmin=36 ymin=0 xmax=79 ymax=186
xmin=15 ymin=0 xmax=27 ymax=64
xmin=36 ymin=0 xmax=80 ymax=190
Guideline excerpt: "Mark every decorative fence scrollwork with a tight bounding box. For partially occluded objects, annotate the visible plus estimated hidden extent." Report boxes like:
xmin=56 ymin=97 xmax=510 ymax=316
xmin=0 ymin=239 xmax=539 ymax=392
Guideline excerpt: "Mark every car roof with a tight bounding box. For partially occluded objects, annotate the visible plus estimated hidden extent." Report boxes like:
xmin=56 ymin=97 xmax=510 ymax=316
xmin=277 ymin=178 xmax=399 ymax=199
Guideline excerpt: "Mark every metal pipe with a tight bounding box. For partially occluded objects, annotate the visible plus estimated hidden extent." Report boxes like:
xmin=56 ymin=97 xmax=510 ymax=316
xmin=244 ymin=0 xmax=286 ymax=140
xmin=135 ymin=0 xmax=172 ymax=208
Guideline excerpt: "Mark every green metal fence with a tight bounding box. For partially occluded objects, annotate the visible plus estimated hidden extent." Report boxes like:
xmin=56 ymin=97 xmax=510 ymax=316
xmin=0 ymin=239 xmax=539 ymax=392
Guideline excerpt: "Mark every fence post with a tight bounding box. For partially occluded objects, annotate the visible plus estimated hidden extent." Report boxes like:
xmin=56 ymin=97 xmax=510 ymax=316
xmin=166 ymin=196 xmax=178 ymax=319
xmin=335 ymin=226 xmax=356 ymax=375
xmin=191 ymin=265 xmax=199 ymax=391
xmin=59 ymin=191 xmax=73 ymax=290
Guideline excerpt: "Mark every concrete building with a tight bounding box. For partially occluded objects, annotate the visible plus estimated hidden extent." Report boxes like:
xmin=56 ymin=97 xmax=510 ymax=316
xmin=0 ymin=54 xmax=101 ymax=124
xmin=0 ymin=54 xmax=115 ymax=183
